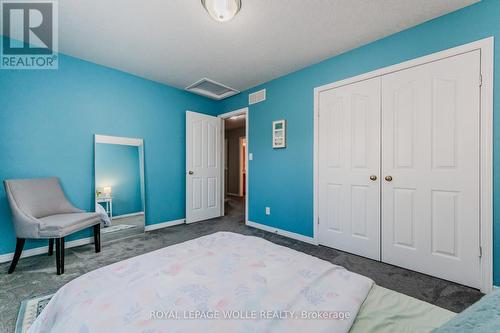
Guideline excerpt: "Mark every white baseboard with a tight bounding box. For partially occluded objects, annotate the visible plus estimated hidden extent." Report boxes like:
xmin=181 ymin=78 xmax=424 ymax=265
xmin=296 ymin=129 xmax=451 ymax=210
xmin=0 ymin=236 xmax=94 ymax=264
xmin=112 ymin=212 xmax=145 ymax=220
xmin=0 ymin=219 xmax=314 ymax=263
xmin=246 ymin=221 xmax=318 ymax=245
xmin=145 ymin=219 xmax=185 ymax=232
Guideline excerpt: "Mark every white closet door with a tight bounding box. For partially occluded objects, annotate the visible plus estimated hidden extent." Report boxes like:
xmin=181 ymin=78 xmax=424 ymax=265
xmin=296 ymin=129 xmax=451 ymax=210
xmin=186 ymin=111 xmax=222 ymax=223
xmin=318 ymin=77 xmax=381 ymax=260
xmin=381 ymin=50 xmax=481 ymax=288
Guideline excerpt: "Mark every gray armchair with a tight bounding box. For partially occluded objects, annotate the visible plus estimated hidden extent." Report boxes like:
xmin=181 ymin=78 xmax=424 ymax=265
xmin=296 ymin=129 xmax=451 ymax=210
xmin=4 ymin=178 xmax=101 ymax=275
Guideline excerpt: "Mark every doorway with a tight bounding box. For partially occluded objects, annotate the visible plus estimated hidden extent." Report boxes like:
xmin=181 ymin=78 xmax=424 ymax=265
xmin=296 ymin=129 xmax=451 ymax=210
xmin=185 ymin=108 xmax=248 ymax=225
xmin=220 ymin=108 xmax=248 ymax=223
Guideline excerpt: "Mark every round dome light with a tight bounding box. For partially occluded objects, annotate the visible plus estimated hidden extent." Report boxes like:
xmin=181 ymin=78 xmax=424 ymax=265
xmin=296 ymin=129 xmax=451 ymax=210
xmin=201 ymin=0 xmax=242 ymax=22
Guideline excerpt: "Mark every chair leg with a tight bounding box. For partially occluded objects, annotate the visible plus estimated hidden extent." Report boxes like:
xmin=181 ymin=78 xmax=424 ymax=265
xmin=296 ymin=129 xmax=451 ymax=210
xmin=55 ymin=237 xmax=65 ymax=275
xmin=8 ymin=238 xmax=25 ymax=274
xmin=93 ymin=224 xmax=101 ymax=253
xmin=48 ymin=238 xmax=54 ymax=256
xmin=61 ymin=237 xmax=65 ymax=274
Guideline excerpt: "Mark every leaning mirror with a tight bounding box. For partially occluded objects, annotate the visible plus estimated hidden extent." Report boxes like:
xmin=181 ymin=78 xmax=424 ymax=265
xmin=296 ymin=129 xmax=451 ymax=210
xmin=94 ymin=135 xmax=145 ymax=241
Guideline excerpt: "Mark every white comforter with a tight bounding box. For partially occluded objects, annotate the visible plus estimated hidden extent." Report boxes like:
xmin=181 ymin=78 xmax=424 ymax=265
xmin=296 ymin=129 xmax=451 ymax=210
xmin=29 ymin=232 xmax=373 ymax=333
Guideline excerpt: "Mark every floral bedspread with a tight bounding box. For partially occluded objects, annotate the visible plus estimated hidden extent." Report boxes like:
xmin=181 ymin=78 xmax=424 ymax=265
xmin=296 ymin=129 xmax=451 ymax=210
xmin=29 ymin=232 xmax=373 ymax=333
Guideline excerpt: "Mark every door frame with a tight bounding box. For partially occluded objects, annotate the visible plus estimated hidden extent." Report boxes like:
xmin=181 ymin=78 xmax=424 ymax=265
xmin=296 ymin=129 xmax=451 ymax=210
xmin=239 ymin=136 xmax=246 ymax=197
xmin=218 ymin=107 xmax=249 ymax=224
xmin=313 ymin=37 xmax=494 ymax=293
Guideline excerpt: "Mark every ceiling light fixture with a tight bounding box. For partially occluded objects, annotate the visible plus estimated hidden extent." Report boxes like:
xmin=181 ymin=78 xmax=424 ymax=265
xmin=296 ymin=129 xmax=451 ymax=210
xmin=201 ymin=0 xmax=242 ymax=22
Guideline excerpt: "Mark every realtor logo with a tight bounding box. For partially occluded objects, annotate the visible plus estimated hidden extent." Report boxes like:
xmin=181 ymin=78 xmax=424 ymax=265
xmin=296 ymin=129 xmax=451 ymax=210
xmin=1 ymin=0 xmax=58 ymax=69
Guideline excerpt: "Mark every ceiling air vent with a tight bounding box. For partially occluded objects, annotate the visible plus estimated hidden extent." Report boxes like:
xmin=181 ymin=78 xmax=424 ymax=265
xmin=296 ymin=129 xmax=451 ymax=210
xmin=249 ymin=89 xmax=266 ymax=105
xmin=186 ymin=78 xmax=239 ymax=100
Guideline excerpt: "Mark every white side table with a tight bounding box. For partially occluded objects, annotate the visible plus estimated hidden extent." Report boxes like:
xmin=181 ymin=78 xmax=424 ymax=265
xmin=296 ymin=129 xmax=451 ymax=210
xmin=96 ymin=197 xmax=113 ymax=220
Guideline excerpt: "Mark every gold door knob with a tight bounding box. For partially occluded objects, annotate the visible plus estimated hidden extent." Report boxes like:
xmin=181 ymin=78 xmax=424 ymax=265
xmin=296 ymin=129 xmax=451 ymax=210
xmin=370 ymin=175 xmax=377 ymax=181
xmin=385 ymin=175 xmax=393 ymax=182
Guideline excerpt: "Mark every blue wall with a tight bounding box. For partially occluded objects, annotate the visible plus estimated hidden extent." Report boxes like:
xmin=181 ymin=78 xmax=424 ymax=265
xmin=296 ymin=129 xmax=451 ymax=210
xmin=3 ymin=0 xmax=500 ymax=283
xmin=95 ymin=143 xmax=142 ymax=216
xmin=0 ymin=39 xmax=219 ymax=254
xmin=220 ymin=0 xmax=500 ymax=283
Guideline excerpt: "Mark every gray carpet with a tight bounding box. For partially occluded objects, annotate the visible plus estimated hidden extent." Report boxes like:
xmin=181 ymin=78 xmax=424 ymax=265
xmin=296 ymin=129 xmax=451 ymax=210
xmin=101 ymin=214 xmax=145 ymax=242
xmin=0 ymin=197 xmax=483 ymax=333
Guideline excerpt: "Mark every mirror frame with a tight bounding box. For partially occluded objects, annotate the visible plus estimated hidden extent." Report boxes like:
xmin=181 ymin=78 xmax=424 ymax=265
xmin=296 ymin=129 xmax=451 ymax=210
xmin=94 ymin=134 xmax=146 ymax=234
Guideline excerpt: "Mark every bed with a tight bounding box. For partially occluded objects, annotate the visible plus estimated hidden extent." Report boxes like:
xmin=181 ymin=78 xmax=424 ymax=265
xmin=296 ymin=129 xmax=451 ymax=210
xmin=28 ymin=232 xmax=455 ymax=333
xmin=351 ymin=285 xmax=454 ymax=332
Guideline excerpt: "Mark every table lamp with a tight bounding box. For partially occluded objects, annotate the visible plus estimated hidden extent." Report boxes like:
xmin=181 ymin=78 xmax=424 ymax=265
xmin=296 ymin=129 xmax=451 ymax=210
xmin=103 ymin=186 xmax=112 ymax=197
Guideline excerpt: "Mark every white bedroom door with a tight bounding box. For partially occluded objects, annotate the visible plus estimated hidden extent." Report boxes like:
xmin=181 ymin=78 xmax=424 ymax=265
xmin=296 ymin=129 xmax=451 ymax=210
xmin=318 ymin=77 xmax=381 ymax=261
xmin=186 ymin=111 xmax=222 ymax=223
xmin=381 ymin=50 xmax=481 ymax=288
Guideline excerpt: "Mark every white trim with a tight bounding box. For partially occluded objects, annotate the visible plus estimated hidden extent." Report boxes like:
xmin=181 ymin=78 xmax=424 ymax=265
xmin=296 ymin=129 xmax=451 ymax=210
xmin=218 ymin=108 xmax=249 ymax=119
xmin=247 ymin=221 xmax=318 ymax=245
xmin=94 ymin=134 xmax=143 ymax=146
xmin=239 ymin=136 xmax=246 ymax=197
xmin=313 ymin=80 xmax=320 ymax=248
xmin=145 ymin=219 xmax=185 ymax=232
xmin=313 ymin=37 xmax=494 ymax=293
xmin=0 ymin=237 xmax=93 ymax=264
xmin=479 ymin=38 xmax=495 ymax=294
xmin=112 ymin=212 xmax=145 ymax=220
xmin=219 ymin=107 xmax=249 ymax=224
xmin=222 ymin=119 xmax=226 ymax=216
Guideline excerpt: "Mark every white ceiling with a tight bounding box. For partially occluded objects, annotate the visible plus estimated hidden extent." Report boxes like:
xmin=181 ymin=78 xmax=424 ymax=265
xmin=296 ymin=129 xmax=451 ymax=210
xmin=58 ymin=0 xmax=479 ymax=93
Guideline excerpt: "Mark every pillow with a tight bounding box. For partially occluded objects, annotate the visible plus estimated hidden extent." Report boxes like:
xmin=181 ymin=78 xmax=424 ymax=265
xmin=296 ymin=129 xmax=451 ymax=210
xmin=433 ymin=289 xmax=500 ymax=332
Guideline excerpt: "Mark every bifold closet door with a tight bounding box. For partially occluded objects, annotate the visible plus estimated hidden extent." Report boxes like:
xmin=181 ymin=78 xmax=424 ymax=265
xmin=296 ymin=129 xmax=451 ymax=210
xmin=318 ymin=77 xmax=381 ymax=260
xmin=381 ymin=50 xmax=481 ymax=288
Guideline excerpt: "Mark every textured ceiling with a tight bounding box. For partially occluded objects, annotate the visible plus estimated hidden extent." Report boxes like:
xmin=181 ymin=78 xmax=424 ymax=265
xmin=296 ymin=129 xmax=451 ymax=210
xmin=57 ymin=0 xmax=479 ymax=93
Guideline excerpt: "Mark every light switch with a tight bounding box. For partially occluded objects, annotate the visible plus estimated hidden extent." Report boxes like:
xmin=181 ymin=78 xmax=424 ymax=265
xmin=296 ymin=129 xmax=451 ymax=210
xmin=249 ymin=153 xmax=253 ymax=161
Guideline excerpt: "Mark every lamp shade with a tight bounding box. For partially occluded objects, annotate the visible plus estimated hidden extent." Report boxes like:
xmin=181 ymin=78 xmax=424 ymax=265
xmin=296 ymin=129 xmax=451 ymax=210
xmin=201 ymin=0 xmax=241 ymax=22
xmin=103 ymin=186 xmax=112 ymax=196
